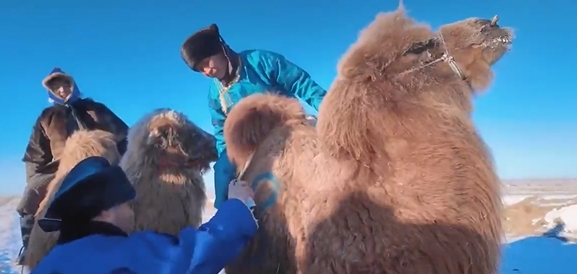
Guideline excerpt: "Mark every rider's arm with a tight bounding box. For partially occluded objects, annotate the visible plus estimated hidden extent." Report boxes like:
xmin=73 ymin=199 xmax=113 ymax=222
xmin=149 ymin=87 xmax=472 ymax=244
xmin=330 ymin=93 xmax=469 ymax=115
xmin=208 ymin=88 xmax=227 ymax=156
xmin=260 ymin=50 xmax=327 ymax=111
xmin=22 ymin=110 xmax=54 ymax=175
xmin=185 ymin=198 xmax=257 ymax=272
xmin=130 ymin=198 xmax=257 ymax=273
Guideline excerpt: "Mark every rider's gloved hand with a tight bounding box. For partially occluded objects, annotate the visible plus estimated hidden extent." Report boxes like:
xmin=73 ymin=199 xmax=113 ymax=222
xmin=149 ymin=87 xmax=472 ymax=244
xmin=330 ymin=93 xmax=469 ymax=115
xmin=228 ymin=179 xmax=258 ymax=227
xmin=228 ymin=180 xmax=254 ymax=206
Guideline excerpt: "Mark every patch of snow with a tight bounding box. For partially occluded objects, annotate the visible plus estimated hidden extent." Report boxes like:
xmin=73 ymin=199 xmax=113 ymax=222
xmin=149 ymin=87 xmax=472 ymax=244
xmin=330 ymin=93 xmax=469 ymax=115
xmin=543 ymin=204 xmax=577 ymax=234
xmin=539 ymin=195 xmax=577 ymax=200
xmin=0 ymin=197 xmax=23 ymax=274
xmin=503 ymin=194 xmax=577 ymax=206
xmin=502 ymin=195 xmax=531 ymax=205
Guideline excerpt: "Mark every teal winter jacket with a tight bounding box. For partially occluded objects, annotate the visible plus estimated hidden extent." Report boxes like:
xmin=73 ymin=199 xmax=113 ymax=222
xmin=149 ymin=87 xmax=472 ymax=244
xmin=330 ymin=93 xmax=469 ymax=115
xmin=208 ymin=49 xmax=326 ymax=156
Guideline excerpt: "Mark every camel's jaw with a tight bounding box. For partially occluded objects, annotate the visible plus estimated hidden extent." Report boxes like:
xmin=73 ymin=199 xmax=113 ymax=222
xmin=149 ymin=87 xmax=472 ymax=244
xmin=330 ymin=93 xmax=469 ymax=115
xmin=472 ymin=15 xmax=513 ymax=65
xmin=439 ymin=15 xmax=514 ymax=67
xmin=477 ymin=16 xmax=513 ymax=65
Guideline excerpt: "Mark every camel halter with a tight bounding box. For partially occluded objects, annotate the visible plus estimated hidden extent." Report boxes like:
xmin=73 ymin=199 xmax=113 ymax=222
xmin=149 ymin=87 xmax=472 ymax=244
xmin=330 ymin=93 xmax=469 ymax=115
xmin=396 ymin=32 xmax=466 ymax=80
xmin=237 ymin=152 xmax=255 ymax=180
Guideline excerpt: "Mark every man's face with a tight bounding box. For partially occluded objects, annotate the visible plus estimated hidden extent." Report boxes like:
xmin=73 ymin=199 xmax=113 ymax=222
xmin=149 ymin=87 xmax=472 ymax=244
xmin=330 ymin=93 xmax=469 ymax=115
xmin=196 ymin=54 xmax=228 ymax=79
xmin=111 ymin=202 xmax=134 ymax=233
xmin=47 ymin=78 xmax=73 ymax=100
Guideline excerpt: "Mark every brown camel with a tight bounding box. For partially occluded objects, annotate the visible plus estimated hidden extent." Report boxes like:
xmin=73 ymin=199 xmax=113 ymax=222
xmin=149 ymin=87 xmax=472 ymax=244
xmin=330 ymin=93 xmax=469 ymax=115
xmin=223 ymin=8 xmax=512 ymax=274
xmin=121 ymin=108 xmax=217 ymax=236
xmin=24 ymin=130 xmax=121 ymax=269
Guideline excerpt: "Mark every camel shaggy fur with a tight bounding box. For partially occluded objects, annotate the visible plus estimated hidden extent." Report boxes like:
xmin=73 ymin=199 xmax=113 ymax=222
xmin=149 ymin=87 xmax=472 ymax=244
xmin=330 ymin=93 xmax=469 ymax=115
xmin=24 ymin=130 xmax=120 ymax=269
xmin=223 ymin=94 xmax=319 ymax=273
xmin=120 ymin=108 xmax=217 ymax=236
xmin=223 ymin=8 xmax=513 ymax=274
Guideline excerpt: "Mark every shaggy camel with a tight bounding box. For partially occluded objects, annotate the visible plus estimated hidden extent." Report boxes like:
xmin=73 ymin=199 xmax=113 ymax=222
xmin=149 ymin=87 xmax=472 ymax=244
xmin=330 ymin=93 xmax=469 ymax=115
xmin=120 ymin=108 xmax=217 ymax=235
xmin=24 ymin=130 xmax=121 ymax=270
xmin=223 ymin=8 xmax=512 ymax=274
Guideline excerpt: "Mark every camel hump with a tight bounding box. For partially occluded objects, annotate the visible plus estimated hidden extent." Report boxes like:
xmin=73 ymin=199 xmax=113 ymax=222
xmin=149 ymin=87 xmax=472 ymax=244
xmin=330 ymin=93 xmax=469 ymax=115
xmin=60 ymin=130 xmax=118 ymax=167
xmin=66 ymin=130 xmax=115 ymax=146
xmin=224 ymin=93 xmax=306 ymax=164
xmin=64 ymin=130 xmax=115 ymax=154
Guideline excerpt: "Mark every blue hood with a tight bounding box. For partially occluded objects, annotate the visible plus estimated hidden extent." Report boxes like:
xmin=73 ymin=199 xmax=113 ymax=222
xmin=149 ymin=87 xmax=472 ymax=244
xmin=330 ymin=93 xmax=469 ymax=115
xmin=43 ymin=67 xmax=81 ymax=105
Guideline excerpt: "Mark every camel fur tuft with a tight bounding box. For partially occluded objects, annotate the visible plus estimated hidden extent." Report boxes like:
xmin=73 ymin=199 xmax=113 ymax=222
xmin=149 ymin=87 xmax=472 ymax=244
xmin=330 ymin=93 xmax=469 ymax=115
xmin=223 ymin=93 xmax=308 ymax=169
xmin=121 ymin=108 xmax=217 ymax=236
xmin=24 ymin=130 xmax=120 ymax=270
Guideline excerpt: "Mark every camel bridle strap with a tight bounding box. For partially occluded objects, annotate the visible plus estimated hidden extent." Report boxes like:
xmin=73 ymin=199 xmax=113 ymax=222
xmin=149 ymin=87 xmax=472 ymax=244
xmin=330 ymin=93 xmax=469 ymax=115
xmin=237 ymin=151 xmax=255 ymax=180
xmin=396 ymin=32 xmax=466 ymax=81
xmin=436 ymin=32 xmax=466 ymax=80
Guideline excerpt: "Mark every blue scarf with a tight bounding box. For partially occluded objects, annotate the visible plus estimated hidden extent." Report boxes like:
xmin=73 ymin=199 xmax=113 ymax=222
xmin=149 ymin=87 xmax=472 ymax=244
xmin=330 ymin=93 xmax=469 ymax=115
xmin=45 ymin=67 xmax=81 ymax=105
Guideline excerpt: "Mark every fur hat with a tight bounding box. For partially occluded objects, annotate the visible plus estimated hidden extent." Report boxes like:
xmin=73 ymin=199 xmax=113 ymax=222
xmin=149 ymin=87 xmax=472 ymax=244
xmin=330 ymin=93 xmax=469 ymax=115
xmin=181 ymin=24 xmax=223 ymax=71
xmin=38 ymin=156 xmax=136 ymax=232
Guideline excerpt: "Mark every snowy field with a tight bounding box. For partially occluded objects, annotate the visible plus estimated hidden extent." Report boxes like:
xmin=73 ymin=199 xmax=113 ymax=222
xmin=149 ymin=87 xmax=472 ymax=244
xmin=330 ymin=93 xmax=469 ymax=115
xmin=1 ymin=179 xmax=577 ymax=274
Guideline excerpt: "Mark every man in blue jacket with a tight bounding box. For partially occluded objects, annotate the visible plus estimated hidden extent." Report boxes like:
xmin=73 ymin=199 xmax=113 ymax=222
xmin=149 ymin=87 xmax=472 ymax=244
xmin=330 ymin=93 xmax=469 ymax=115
xmin=180 ymin=23 xmax=327 ymax=209
xmin=31 ymin=156 xmax=257 ymax=274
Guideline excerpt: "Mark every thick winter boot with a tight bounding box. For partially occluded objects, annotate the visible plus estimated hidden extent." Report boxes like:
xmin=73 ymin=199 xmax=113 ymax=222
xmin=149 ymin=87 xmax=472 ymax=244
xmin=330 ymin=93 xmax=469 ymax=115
xmin=15 ymin=214 xmax=35 ymax=266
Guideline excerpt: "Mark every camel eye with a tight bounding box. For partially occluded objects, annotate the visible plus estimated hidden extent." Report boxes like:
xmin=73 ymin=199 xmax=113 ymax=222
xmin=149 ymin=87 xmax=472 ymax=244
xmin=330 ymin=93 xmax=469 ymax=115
xmin=404 ymin=39 xmax=437 ymax=56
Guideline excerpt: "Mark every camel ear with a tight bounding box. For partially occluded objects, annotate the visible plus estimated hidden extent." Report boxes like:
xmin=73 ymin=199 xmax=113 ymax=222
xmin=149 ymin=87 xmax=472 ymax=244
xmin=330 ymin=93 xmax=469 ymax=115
xmin=209 ymin=23 xmax=219 ymax=34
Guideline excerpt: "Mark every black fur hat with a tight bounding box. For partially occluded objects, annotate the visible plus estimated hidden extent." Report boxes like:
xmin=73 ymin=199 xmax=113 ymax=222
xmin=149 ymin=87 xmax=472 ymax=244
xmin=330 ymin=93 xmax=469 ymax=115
xmin=181 ymin=23 xmax=223 ymax=71
xmin=38 ymin=156 xmax=136 ymax=232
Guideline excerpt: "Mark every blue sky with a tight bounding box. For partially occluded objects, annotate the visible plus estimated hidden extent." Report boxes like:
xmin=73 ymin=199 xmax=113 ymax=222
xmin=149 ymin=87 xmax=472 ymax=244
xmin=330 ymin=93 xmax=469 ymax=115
xmin=0 ymin=0 xmax=575 ymax=195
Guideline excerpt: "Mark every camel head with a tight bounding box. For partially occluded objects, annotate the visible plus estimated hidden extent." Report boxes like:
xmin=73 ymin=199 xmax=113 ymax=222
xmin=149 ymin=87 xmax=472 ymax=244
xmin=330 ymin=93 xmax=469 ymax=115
xmin=438 ymin=15 xmax=513 ymax=91
xmin=128 ymin=108 xmax=217 ymax=173
xmin=318 ymin=8 xmax=514 ymax=163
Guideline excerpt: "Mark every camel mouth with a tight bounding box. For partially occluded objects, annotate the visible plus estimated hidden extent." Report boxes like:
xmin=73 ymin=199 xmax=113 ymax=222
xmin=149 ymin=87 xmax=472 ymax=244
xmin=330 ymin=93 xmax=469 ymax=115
xmin=491 ymin=35 xmax=512 ymax=47
xmin=475 ymin=15 xmax=514 ymax=64
xmin=488 ymin=31 xmax=513 ymax=50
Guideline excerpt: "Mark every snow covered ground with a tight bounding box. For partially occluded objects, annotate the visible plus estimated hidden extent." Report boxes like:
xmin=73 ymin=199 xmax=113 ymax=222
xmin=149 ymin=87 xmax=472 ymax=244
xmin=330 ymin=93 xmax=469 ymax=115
xmin=1 ymin=179 xmax=576 ymax=274
xmin=0 ymin=197 xmax=23 ymax=274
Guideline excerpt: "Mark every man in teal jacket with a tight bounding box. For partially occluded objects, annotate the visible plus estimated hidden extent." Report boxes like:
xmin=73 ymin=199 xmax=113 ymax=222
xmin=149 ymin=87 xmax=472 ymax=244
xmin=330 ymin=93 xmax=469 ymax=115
xmin=180 ymin=23 xmax=327 ymax=209
xmin=31 ymin=156 xmax=257 ymax=274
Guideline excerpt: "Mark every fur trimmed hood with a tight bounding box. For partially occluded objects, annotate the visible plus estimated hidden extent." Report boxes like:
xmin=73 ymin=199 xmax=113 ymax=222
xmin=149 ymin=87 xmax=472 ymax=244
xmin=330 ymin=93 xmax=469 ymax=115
xmin=43 ymin=67 xmax=81 ymax=104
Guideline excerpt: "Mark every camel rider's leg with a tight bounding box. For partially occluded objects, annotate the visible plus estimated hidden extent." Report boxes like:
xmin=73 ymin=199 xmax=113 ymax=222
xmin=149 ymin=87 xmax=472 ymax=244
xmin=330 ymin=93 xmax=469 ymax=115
xmin=213 ymin=149 xmax=237 ymax=209
xmin=15 ymin=163 xmax=53 ymax=265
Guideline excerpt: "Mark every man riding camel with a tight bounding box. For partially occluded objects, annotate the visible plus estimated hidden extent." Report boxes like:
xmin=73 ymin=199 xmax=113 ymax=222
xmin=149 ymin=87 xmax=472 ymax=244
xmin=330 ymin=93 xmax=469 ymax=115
xmin=180 ymin=24 xmax=327 ymax=209
xmin=16 ymin=67 xmax=129 ymax=265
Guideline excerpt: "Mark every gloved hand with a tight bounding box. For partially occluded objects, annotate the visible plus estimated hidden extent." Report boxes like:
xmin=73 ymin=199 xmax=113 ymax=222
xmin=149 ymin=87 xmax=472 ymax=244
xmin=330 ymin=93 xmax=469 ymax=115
xmin=228 ymin=179 xmax=258 ymax=227
xmin=228 ymin=180 xmax=255 ymax=207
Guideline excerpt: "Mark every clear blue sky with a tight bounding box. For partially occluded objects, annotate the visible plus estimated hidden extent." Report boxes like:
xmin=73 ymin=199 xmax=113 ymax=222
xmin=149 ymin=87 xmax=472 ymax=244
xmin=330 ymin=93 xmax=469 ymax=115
xmin=0 ymin=0 xmax=575 ymax=195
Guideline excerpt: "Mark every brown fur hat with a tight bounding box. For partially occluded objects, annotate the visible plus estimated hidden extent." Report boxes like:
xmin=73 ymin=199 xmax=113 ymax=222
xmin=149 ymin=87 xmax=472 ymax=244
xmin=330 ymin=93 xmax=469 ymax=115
xmin=180 ymin=24 xmax=223 ymax=71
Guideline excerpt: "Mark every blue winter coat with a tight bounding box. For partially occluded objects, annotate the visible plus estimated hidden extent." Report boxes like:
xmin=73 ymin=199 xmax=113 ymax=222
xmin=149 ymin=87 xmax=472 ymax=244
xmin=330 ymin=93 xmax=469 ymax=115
xmin=31 ymin=199 xmax=257 ymax=274
xmin=209 ymin=49 xmax=326 ymax=156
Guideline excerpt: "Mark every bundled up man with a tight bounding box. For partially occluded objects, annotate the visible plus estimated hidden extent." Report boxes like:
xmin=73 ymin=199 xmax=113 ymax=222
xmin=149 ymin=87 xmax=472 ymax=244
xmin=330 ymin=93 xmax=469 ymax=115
xmin=16 ymin=67 xmax=128 ymax=264
xmin=180 ymin=23 xmax=327 ymax=209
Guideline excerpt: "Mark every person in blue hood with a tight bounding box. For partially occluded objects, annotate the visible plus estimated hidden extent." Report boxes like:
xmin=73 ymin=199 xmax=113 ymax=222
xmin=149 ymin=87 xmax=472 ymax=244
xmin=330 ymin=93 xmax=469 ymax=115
xmin=180 ymin=23 xmax=327 ymax=209
xmin=16 ymin=68 xmax=129 ymax=265
xmin=31 ymin=156 xmax=258 ymax=274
